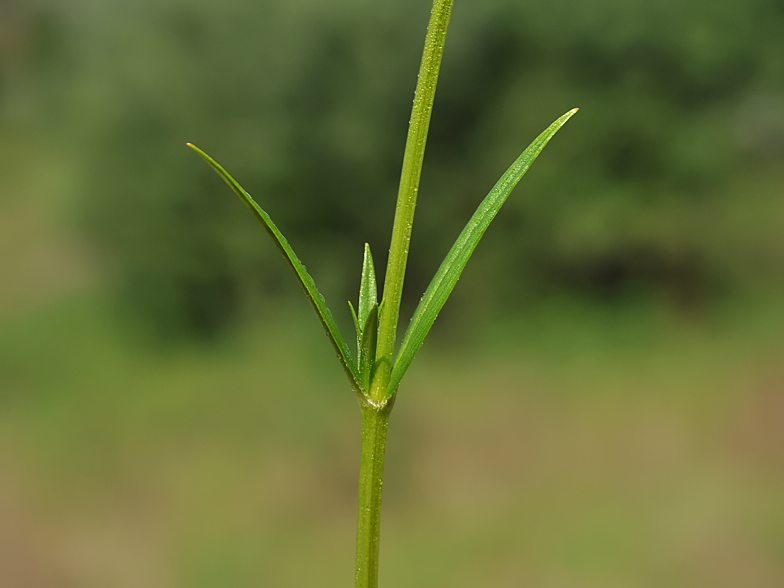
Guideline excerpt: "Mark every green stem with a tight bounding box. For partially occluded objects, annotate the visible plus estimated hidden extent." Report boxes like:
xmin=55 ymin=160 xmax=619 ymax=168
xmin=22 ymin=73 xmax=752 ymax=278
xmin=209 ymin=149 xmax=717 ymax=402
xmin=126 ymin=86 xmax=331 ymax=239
xmin=355 ymin=3 xmax=452 ymax=586
xmin=355 ymin=404 xmax=391 ymax=588
xmin=372 ymin=0 xmax=453 ymax=403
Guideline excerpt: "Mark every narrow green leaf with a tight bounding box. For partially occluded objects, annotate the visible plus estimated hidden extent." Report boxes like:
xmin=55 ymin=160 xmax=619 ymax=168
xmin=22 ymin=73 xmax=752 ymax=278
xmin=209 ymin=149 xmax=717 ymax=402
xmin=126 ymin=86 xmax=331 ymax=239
xmin=358 ymin=243 xmax=377 ymax=328
xmin=353 ymin=244 xmax=377 ymax=392
xmin=348 ymin=301 xmax=361 ymax=336
xmin=387 ymin=108 xmax=578 ymax=397
xmin=187 ymin=143 xmax=362 ymax=393
xmin=359 ymin=303 xmax=379 ymax=392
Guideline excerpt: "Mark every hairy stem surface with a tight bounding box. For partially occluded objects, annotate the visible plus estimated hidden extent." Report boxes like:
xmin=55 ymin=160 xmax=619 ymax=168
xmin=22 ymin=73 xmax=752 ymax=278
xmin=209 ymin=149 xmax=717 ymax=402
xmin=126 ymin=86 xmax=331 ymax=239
xmin=355 ymin=405 xmax=391 ymax=588
xmin=373 ymin=0 xmax=453 ymax=402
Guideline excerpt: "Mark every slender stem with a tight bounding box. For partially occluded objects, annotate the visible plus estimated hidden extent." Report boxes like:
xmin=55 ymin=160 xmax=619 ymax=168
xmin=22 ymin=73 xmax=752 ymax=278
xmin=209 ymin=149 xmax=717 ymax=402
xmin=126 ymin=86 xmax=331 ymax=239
xmin=355 ymin=3 xmax=453 ymax=586
xmin=372 ymin=0 xmax=453 ymax=403
xmin=355 ymin=404 xmax=391 ymax=588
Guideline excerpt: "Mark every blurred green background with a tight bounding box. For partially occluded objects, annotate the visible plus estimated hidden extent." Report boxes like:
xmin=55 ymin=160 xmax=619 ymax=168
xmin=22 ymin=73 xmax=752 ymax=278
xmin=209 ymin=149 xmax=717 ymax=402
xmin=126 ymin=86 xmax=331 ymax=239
xmin=2 ymin=0 xmax=784 ymax=586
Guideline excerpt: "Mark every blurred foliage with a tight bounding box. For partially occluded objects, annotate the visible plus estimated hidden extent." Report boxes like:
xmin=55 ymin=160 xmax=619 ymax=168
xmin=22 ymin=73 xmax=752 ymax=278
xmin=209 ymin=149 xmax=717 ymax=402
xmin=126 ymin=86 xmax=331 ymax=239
xmin=2 ymin=3 xmax=784 ymax=586
xmin=2 ymin=0 xmax=784 ymax=336
xmin=1 ymin=292 xmax=784 ymax=587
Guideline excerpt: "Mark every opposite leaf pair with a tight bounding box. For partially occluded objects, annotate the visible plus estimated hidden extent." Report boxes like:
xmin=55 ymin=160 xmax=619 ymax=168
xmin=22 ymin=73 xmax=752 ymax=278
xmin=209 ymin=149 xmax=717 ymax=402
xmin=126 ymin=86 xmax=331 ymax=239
xmin=186 ymin=106 xmax=576 ymax=406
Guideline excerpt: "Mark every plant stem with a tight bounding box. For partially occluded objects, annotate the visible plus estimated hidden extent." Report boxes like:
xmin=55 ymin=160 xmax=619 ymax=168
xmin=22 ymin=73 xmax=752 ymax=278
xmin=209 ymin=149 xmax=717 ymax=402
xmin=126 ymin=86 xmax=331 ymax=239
xmin=355 ymin=403 xmax=392 ymax=588
xmin=372 ymin=0 xmax=453 ymax=403
xmin=355 ymin=3 xmax=452 ymax=586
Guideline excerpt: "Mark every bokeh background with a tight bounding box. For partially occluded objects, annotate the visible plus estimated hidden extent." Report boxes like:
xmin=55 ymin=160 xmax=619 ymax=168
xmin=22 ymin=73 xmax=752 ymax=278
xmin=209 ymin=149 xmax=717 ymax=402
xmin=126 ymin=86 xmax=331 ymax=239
xmin=2 ymin=0 xmax=784 ymax=586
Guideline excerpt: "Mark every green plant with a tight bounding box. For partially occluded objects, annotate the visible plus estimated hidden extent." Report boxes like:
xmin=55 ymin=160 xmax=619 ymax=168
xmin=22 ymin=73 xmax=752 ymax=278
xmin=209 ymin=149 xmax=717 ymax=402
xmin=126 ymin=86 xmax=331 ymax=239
xmin=187 ymin=0 xmax=575 ymax=586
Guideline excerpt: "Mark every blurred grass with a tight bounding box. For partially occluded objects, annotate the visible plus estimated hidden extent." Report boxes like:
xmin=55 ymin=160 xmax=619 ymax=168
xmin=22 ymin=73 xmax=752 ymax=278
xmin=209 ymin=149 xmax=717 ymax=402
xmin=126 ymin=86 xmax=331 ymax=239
xmin=2 ymin=0 xmax=784 ymax=585
xmin=1 ymin=286 xmax=783 ymax=587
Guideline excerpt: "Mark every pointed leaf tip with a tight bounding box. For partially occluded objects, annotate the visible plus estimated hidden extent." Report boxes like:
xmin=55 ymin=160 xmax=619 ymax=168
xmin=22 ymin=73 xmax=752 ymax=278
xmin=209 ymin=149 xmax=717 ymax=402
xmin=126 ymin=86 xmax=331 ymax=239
xmin=348 ymin=300 xmax=360 ymax=336
xmin=358 ymin=243 xmax=377 ymax=328
xmin=386 ymin=109 xmax=577 ymax=397
xmin=188 ymin=143 xmax=361 ymax=394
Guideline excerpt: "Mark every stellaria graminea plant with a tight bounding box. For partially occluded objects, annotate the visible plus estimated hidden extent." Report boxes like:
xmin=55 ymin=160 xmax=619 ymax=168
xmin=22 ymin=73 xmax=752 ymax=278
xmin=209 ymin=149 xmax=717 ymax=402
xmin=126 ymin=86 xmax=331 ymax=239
xmin=187 ymin=1 xmax=576 ymax=586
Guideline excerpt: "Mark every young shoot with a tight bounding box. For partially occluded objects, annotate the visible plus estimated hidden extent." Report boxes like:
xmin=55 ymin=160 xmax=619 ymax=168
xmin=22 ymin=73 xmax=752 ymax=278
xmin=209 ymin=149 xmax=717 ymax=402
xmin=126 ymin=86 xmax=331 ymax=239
xmin=187 ymin=1 xmax=576 ymax=586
